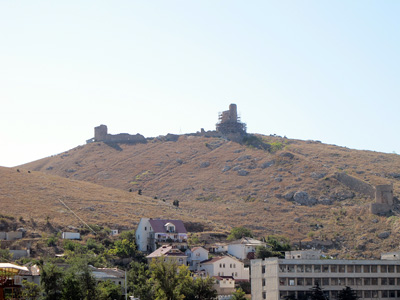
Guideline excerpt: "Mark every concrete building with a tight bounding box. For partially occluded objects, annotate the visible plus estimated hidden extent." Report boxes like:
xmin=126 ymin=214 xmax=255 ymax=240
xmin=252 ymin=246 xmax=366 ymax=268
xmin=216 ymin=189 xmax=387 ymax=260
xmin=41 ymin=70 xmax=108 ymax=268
xmin=251 ymin=250 xmax=400 ymax=300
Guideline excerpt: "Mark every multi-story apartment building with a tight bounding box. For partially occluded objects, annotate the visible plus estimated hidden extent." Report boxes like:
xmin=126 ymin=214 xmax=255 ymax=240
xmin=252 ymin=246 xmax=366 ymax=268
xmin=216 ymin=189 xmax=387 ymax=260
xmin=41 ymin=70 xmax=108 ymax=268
xmin=251 ymin=250 xmax=400 ymax=300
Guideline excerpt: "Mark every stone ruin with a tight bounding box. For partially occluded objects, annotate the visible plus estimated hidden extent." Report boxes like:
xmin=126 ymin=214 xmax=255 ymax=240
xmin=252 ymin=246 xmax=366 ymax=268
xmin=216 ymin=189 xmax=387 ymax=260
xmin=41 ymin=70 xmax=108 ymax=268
xmin=215 ymin=104 xmax=247 ymax=142
xmin=87 ymin=124 xmax=146 ymax=144
xmin=334 ymin=172 xmax=394 ymax=215
xmin=371 ymin=184 xmax=394 ymax=215
xmin=86 ymin=104 xmax=248 ymax=145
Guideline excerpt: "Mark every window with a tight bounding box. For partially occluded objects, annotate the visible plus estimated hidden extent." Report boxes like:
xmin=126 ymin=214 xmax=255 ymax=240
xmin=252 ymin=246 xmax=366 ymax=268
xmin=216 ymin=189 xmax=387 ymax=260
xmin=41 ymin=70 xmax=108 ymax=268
xmin=382 ymin=291 xmax=389 ymax=298
xmin=339 ymin=265 xmax=345 ymax=273
xmin=364 ymin=278 xmax=370 ymax=285
xmin=279 ymin=265 xmax=286 ymax=272
xmin=330 ymin=265 xmax=337 ymax=272
xmin=347 ymin=278 xmax=354 ymax=285
xmin=389 ymin=278 xmax=395 ymax=285
xmin=322 ymin=265 xmax=329 ymax=273
xmin=356 ymin=278 xmax=362 ymax=286
xmin=364 ymin=291 xmax=371 ymax=298
xmin=297 ymin=278 xmax=304 ymax=286
xmin=230 ymin=264 xmax=232 ymax=268
xmin=235 ymin=272 xmax=237 ymax=277
xmin=262 ymin=292 xmax=266 ymax=299
xmin=371 ymin=278 xmax=378 ymax=285
xmin=355 ymin=265 xmax=361 ymax=273
xmin=305 ymin=265 xmax=312 ymax=272
xmin=288 ymin=265 xmax=295 ymax=273
xmin=363 ymin=265 xmax=370 ymax=273
xmin=371 ymin=291 xmax=378 ymax=298
xmin=280 ymin=278 xmax=286 ymax=286
xmin=234 ymin=264 xmax=236 ymax=268
xmin=297 ymin=265 xmax=304 ymax=272
xmin=289 ymin=279 xmax=295 ymax=286
xmin=389 ymin=290 xmax=396 ymax=298
xmin=322 ymin=278 xmax=329 ymax=286
xmin=262 ymin=266 xmax=266 ymax=274
xmin=381 ymin=265 xmax=388 ymax=273
xmin=371 ymin=265 xmax=378 ymax=273
xmin=306 ymin=278 xmax=313 ymax=286
xmin=314 ymin=265 xmax=321 ymax=273
xmin=145 ymin=227 xmax=147 ymax=231
xmin=347 ymin=266 xmax=354 ymax=273
xmin=389 ymin=265 xmax=395 ymax=273
xmin=382 ymin=278 xmax=388 ymax=285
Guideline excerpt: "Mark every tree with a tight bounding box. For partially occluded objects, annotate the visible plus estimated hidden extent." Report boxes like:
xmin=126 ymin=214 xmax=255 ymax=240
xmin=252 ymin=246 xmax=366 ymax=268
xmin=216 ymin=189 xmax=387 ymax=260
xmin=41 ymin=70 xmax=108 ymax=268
xmin=309 ymin=283 xmax=327 ymax=300
xmin=227 ymin=227 xmax=253 ymax=241
xmin=184 ymin=276 xmax=217 ymax=300
xmin=21 ymin=280 xmax=41 ymax=300
xmin=40 ymin=262 xmax=65 ymax=300
xmin=0 ymin=243 xmax=12 ymax=262
xmin=62 ymin=270 xmax=83 ymax=300
xmin=266 ymin=235 xmax=291 ymax=252
xmin=231 ymin=288 xmax=246 ymax=300
xmin=337 ymin=286 xmax=359 ymax=300
xmin=128 ymin=261 xmax=153 ymax=300
xmin=149 ymin=258 xmax=192 ymax=300
xmin=98 ymin=280 xmax=122 ymax=300
xmin=255 ymin=245 xmax=281 ymax=259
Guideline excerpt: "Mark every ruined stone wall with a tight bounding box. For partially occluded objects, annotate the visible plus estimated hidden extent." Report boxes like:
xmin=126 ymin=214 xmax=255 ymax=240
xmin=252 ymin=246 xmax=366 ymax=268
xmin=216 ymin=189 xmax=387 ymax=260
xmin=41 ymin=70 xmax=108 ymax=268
xmin=375 ymin=184 xmax=393 ymax=205
xmin=92 ymin=125 xmax=146 ymax=144
xmin=334 ymin=172 xmax=375 ymax=198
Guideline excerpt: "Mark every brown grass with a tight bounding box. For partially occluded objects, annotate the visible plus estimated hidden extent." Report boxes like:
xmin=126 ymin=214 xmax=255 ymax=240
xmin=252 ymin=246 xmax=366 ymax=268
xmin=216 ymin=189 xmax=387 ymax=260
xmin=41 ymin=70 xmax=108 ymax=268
xmin=12 ymin=134 xmax=400 ymax=258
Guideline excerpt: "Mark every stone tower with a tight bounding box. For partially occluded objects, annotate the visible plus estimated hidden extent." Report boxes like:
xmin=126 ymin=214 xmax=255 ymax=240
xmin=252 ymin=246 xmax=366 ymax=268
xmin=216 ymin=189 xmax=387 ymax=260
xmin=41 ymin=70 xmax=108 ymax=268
xmin=94 ymin=124 xmax=108 ymax=141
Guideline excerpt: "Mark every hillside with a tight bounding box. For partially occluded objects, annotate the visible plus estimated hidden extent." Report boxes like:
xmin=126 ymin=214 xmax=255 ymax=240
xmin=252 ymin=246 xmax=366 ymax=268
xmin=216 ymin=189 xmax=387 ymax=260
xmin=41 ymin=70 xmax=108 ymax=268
xmin=18 ymin=134 xmax=400 ymax=258
xmin=0 ymin=166 xmax=213 ymax=235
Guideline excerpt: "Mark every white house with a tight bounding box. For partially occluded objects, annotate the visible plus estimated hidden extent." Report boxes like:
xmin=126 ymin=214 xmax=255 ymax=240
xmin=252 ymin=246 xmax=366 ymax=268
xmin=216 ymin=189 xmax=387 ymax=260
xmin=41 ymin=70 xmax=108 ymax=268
xmin=146 ymin=245 xmax=187 ymax=266
xmin=185 ymin=247 xmax=209 ymax=271
xmin=228 ymin=237 xmax=266 ymax=260
xmin=198 ymin=256 xmax=249 ymax=280
xmin=135 ymin=218 xmax=188 ymax=252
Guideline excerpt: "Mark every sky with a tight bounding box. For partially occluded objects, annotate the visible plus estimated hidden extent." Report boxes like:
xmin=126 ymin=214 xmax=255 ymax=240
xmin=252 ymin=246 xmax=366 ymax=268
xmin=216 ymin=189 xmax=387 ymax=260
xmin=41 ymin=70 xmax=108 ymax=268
xmin=1 ymin=1 xmax=400 ymax=167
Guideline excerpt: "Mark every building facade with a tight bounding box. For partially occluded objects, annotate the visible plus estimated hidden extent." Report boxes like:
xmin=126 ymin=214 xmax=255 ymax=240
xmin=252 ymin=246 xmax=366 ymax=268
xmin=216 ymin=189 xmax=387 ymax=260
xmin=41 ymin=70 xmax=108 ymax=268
xmin=251 ymin=250 xmax=400 ymax=300
xmin=135 ymin=218 xmax=188 ymax=252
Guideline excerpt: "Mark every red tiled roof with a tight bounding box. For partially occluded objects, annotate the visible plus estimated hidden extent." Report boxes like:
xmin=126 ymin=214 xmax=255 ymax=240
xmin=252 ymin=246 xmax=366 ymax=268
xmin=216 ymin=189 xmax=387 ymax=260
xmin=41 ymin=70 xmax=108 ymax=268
xmin=149 ymin=219 xmax=187 ymax=234
xmin=147 ymin=245 xmax=187 ymax=258
xmin=200 ymin=257 xmax=225 ymax=264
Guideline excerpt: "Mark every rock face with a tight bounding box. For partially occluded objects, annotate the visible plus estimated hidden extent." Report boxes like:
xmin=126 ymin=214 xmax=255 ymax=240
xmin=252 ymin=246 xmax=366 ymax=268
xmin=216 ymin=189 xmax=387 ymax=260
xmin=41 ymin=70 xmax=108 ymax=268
xmin=293 ymin=191 xmax=317 ymax=206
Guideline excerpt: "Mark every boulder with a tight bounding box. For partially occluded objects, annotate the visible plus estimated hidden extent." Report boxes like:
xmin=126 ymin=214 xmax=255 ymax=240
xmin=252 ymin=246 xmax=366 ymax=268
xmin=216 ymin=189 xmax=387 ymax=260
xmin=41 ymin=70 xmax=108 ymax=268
xmin=238 ymin=170 xmax=249 ymax=176
xmin=293 ymin=191 xmax=317 ymax=206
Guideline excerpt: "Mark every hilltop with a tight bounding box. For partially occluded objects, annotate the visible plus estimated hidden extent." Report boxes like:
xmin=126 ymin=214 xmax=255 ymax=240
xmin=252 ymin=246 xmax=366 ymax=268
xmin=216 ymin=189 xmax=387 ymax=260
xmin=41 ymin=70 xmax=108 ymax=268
xmin=17 ymin=132 xmax=400 ymax=259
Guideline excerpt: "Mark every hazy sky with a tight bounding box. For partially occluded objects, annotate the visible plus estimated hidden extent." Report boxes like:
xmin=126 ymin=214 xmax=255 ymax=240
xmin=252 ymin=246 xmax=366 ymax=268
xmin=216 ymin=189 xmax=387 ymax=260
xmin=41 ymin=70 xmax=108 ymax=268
xmin=1 ymin=1 xmax=399 ymax=167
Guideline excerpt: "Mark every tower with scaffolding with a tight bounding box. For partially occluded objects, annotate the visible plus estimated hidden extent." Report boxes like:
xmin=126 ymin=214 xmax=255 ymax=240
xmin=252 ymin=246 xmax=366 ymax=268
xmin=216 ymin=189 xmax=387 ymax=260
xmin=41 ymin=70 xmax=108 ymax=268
xmin=216 ymin=104 xmax=247 ymax=140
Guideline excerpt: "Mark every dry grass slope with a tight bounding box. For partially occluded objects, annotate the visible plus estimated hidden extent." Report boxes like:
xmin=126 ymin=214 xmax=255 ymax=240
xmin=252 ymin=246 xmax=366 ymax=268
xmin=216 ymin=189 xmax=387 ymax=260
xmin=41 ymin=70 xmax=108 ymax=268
xmin=15 ymin=134 xmax=400 ymax=258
